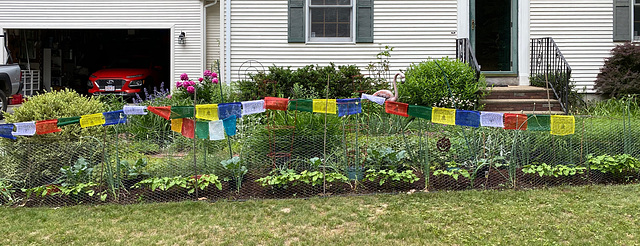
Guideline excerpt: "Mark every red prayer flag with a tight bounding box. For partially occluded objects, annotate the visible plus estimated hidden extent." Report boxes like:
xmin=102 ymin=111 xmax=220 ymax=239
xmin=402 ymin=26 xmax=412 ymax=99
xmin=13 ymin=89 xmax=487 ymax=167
xmin=181 ymin=118 xmax=195 ymax=139
xmin=147 ymin=106 xmax=172 ymax=120
xmin=385 ymin=101 xmax=409 ymax=117
xmin=503 ymin=113 xmax=528 ymax=130
xmin=36 ymin=119 xmax=62 ymax=135
xmin=264 ymin=97 xmax=289 ymax=111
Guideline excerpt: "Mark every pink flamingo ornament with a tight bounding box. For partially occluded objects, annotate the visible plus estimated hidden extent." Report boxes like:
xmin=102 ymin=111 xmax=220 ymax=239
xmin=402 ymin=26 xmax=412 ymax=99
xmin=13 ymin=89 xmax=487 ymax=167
xmin=372 ymin=73 xmax=404 ymax=102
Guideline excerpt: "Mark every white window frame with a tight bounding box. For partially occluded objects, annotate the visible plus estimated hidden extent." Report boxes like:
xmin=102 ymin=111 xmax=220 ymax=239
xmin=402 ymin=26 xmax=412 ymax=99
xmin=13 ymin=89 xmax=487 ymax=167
xmin=634 ymin=0 xmax=640 ymax=41
xmin=306 ymin=0 xmax=356 ymax=43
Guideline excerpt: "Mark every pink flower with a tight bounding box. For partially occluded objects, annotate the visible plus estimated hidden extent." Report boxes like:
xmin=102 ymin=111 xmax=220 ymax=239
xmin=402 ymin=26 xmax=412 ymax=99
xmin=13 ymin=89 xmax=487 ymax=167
xmin=189 ymin=80 xmax=196 ymax=86
xmin=198 ymin=77 xmax=204 ymax=82
xmin=203 ymin=70 xmax=213 ymax=78
xmin=212 ymin=78 xmax=219 ymax=84
xmin=166 ymin=94 xmax=172 ymax=99
xmin=187 ymin=86 xmax=195 ymax=94
xmin=180 ymin=73 xmax=189 ymax=81
xmin=176 ymin=81 xmax=183 ymax=88
xmin=211 ymin=72 xmax=218 ymax=78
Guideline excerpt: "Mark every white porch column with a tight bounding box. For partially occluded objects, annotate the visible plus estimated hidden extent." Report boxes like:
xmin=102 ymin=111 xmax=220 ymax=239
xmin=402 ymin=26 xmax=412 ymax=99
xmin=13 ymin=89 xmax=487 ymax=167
xmin=518 ymin=0 xmax=530 ymax=85
xmin=457 ymin=0 xmax=470 ymax=39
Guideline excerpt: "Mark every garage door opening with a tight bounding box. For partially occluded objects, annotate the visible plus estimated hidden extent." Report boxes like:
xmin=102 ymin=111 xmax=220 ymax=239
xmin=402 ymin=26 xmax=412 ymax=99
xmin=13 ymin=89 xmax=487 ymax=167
xmin=5 ymin=29 xmax=170 ymax=96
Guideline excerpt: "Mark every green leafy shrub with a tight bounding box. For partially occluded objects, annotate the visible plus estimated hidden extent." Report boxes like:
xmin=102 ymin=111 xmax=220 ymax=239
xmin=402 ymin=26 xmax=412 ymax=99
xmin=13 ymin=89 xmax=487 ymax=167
xmin=586 ymin=154 xmax=640 ymax=174
xmin=364 ymin=169 xmax=419 ymax=186
xmin=594 ymin=43 xmax=640 ymax=97
xmin=133 ymin=174 xmax=223 ymax=194
xmin=234 ymin=63 xmax=386 ymax=100
xmin=399 ymin=58 xmax=486 ymax=110
xmin=521 ymin=163 xmax=586 ymax=177
xmin=1 ymin=90 xmax=105 ymax=188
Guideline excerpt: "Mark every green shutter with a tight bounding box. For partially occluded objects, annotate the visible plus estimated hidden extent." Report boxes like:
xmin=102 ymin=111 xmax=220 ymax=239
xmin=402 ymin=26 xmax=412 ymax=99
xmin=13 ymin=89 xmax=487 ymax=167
xmin=288 ymin=0 xmax=305 ymax=43
xmin=356 ymin=0 xmax=374 ymax=43
xmin=613 ymin=0 xmax=631 ymax=42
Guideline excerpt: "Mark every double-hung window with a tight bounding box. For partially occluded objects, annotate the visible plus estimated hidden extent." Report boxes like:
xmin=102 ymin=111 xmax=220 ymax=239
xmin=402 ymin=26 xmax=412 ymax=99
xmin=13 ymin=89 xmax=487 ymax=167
xmin=288 ymin=0 xmax=373 ymax=43
xmin=308 ymin=0 xmax=354 ymax=43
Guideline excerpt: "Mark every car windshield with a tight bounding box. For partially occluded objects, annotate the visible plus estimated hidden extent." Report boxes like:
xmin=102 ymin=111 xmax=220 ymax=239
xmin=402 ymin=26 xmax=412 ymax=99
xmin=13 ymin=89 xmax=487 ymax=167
xmin=108 ymin=58 xmax=152 ymax=69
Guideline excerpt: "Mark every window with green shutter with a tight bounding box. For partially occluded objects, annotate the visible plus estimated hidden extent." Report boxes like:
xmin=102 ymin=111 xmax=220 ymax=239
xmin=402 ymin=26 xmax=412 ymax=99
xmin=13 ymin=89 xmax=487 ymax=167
xmin=288 ymin=0 xmax=373 ymax=43
xmin=634 ymin=0 xmax=640 ymax=41
xmin=614 ymin=0 xmax=632 ymax=42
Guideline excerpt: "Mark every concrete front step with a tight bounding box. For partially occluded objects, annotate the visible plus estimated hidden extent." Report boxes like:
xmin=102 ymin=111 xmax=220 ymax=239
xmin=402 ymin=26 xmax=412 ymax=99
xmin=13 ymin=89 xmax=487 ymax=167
xmin=480 ymin=98 xmax=564 ymax=112
xmin=484 ymin=86 xmax=558 ymax=100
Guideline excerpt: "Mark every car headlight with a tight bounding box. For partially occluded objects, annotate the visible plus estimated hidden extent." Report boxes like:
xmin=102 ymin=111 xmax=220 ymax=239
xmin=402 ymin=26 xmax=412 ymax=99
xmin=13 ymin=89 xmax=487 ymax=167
xmin=87 ymin=80 xmax=94 ymax=88
xmin=129 ymin=79 xmax=144 ymax=87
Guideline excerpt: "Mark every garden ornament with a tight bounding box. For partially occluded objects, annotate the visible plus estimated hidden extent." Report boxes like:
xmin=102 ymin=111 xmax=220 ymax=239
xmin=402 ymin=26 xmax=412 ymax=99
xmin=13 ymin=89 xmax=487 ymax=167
xmin=373 ymin=73 xmax=404 ymax=102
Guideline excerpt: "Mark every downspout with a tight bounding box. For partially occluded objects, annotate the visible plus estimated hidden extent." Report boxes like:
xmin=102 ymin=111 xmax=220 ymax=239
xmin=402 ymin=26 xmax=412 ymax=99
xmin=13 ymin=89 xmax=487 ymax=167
xmin=225 ymin=0 xmax=231 ymax=84
xmin=203 ymin=0 xmax=219 ymax=71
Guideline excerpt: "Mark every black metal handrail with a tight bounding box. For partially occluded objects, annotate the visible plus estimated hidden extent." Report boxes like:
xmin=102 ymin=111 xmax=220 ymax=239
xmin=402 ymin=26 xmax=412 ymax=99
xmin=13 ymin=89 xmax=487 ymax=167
xmin=456 ymin=38 xmax=481 ymax=80
xmin=530 ymin=37 xmax=572 ymax=114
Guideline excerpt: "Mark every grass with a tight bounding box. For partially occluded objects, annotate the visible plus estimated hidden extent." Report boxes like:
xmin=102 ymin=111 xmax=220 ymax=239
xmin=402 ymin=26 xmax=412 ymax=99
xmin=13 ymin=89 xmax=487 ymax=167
xmin=1 ymin=185 xmax=640 ymax=245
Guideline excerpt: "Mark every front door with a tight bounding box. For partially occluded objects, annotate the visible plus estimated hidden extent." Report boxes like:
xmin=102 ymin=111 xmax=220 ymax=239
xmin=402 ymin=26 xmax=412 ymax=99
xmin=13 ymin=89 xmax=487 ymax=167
xmin=470 ymin=0 xmax=517 ymax=74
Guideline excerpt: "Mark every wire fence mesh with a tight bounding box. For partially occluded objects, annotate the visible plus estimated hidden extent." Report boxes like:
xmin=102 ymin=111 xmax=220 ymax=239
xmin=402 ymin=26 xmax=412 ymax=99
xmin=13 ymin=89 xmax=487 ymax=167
xmin=0 ymin=112 xmax=638 ymax=207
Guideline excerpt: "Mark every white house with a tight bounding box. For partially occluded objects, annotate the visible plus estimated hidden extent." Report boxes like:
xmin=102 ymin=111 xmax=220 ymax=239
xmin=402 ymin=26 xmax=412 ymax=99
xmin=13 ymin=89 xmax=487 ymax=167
xmin=0 ymin=0 xmax=637 ymax=94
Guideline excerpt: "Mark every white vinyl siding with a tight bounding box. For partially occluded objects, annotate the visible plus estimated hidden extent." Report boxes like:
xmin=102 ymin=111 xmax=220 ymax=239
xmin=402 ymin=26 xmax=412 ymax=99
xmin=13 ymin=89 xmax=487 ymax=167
xmin=228 ymin=0 xmax=458 ymax=82
xmin=206 ymin=2 xmax=222 ymax=70
xmin=0 ymin=0 xmax=204 ymax=87
xmin=530 ymin=0 xmax=615 ymax=92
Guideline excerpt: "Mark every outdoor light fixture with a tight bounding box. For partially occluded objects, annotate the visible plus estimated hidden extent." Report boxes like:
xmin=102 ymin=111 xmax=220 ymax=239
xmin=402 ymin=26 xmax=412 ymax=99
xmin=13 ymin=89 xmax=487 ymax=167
xmin=178 ymin=31 xmax=186 ymax=44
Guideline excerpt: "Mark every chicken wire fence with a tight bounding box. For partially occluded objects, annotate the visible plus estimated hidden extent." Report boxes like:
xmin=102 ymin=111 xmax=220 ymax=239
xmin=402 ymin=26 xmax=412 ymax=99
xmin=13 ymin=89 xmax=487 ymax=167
xmin=0 ymin=114 xmax=638 ymax=207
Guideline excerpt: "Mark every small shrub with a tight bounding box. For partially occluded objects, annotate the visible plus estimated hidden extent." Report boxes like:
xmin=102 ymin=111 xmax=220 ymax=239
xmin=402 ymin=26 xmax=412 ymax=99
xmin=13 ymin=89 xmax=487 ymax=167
xmin=234 ymin=63 xmax=386 ymax=100
xmin=399 ymin=58 xmax=486 ymax=110
xmin=586 ymin=154 xmax=640 ymax=174
xmin=594 ymin=43 xmax=640 ymax=97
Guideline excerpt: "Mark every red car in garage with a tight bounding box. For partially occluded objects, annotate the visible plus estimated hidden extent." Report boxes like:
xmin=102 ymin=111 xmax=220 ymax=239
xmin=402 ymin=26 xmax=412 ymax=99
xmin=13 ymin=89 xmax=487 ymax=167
xmin=87 ymin=59 xmax=163 ymax=97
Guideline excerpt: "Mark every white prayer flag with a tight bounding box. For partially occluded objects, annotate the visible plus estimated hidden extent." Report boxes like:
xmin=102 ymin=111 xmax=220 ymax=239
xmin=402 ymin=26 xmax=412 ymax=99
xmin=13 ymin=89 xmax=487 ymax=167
xmin=209 ymin=120 xmax=225 ymax=140
xmin=12 ymin=121 xmax=36 ymax=136
xmin=480 ymin=112 xmax=504 ymax=128
xmin=241 ymin=100 xmax=266 ymax=116
xmin=361 ymin=93 xmax=386 ymax=105
xmin=123 ymin=105 xmax=148 ymax=115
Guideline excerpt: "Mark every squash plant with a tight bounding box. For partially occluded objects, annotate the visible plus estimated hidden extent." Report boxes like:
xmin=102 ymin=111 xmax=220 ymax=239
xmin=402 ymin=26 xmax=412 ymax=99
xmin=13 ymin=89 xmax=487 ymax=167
xmin=586 ymin=154 xmax=640 ymax=173
xmin=522 ymin=163 xmax=586 ymax=177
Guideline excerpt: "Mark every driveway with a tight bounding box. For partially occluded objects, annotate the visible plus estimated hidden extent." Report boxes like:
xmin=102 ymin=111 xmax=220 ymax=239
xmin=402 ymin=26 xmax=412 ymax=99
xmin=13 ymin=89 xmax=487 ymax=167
xmin=0 ymin=104 xmax=19 ymax=124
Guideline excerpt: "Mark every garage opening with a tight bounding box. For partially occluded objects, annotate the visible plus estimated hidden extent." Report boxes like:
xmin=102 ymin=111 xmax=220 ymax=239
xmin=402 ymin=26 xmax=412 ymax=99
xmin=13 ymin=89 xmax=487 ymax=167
xmin=5 ymin=29 xmax=170 ymax=96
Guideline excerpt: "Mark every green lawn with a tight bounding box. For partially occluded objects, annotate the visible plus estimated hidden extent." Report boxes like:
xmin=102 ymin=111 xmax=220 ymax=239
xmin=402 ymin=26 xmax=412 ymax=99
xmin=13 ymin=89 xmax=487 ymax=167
xmin=2 ymin=185 xmax=639 ymax=245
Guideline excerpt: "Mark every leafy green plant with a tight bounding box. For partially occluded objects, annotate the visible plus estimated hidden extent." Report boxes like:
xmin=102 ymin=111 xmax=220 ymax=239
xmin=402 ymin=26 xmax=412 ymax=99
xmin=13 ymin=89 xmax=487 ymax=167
xmin=120 ymin=158 xmax=150 ymax=180
xmin=364 ymin=169 xmax=419 ymax=186
xmin=133 ymin=174 xmax=222 ymax=194
xmin=365 ymin=147 xmax=407 ymax=170
xmin=22 ymin=182 xmax=106 ymax=202
xmin=399 ymin=58 xmax=486 ymax=110
xmin=0 ymin=179 xmax=17 ymax=206
xmin=57 ymin=157 xmax=94 ymax=187
xmin=433 ymin=162 xmax=470 ymax=181
xmin=221 ymin=157 xmax=247 ymax=193
xmin=594 ymin=42 xmax=640 ymax=97
xmin=255 ymin=169 xmax=349 ymax=189
xmin=366 ymin=45 xmax=394 ymax=81
xmin=522 ymin=163 xmax=586 ymax=177
xmin=586 ymin=154 xmax=640 ymax=174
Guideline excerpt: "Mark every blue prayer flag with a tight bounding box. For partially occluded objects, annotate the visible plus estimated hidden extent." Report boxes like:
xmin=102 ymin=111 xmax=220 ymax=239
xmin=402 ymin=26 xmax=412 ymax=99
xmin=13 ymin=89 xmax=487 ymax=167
xmin=218 ymin=102 xmax=242 ymax=120
xmin=223 ymin=115 xmax=237 ymax=137
xmin=337 ymin=98 xmax=362 ymax=117
xmin=0 ymin=124 xmax=16 ymax=140
xmin=103 ymin=110 xmax=127 ymax=126
xmin=456 ymin=110 xmax=481 ymax=128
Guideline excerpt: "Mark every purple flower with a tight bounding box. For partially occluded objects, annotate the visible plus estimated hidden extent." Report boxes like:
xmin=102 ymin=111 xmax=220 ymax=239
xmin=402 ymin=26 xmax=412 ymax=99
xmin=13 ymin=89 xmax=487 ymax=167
xmin=187 ymin=86 xmax=195 ymax=94
xmin=198 ymin=77 xmax=204 ymax=82
xmin=203 ymin=70 xmax=213 ymax=78
xmin=180 ymin=73 xmax=189 ymax=81
xmin=176 ymin=81 xmax=183 ymax=88
xmin=212 ymin=78 xmax=219 ymax=84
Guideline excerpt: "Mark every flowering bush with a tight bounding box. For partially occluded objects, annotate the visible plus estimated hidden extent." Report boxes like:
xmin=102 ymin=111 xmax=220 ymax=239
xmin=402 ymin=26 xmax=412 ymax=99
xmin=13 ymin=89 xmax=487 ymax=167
xmin=173 ymin=70 xmax=221 ymax=104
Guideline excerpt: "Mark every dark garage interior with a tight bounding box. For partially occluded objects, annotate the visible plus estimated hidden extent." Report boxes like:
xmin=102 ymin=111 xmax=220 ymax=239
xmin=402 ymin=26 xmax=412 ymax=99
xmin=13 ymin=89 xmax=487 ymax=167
xmin=5 ymin=29 xmax=170 ymax=95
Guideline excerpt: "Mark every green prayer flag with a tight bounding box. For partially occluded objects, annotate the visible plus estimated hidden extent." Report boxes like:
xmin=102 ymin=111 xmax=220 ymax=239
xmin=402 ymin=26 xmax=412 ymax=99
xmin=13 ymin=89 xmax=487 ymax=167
xmin=57 ymin=116 xmax=81 ymax=127
xmin=407 ymin=105 xmax=432 ymax=120
xmin=170 ymin=106 xmax=195 ymax=119
xmin=196 ymin=121 xmax=209 ymax=139
xmin=288 ymin=99 xmax=313 ymax=112
xmin=527 ymin=115 xmax=551 ymax=131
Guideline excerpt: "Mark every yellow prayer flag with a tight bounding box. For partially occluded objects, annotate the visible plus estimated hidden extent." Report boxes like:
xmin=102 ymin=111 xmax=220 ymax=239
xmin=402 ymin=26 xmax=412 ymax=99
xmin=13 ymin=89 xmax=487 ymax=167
xmin=171 ymin=118 xmax=183 ymax=133
xmin=79 ymin=113 xmax=106 ymax=128
xmin=431 ymin=107 xmax=456 ymax=125
xmin=313 ymin=99 xmax=337 ymax=114
xmin=196 ymin=104 xmax=219 ymax=121
xmin=550 ymin=115 xmax=575 ymax=136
